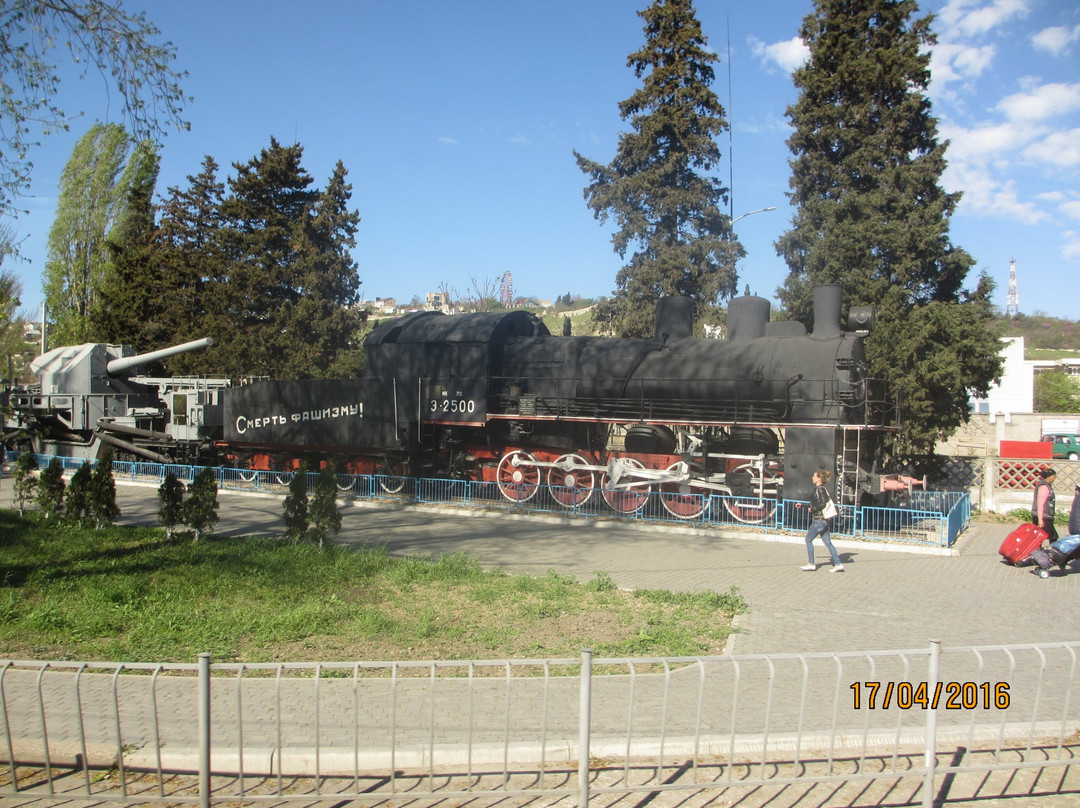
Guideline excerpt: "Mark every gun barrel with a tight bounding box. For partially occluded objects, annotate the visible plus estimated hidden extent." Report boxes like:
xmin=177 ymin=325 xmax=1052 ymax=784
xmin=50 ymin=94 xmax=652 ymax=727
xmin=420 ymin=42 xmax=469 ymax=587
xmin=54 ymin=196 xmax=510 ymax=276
xmin=106 ymin=337 xmax=214 ymax=377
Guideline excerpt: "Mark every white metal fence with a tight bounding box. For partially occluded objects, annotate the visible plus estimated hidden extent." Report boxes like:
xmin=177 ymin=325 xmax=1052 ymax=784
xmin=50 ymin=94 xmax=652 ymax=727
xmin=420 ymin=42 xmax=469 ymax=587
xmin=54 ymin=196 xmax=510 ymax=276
xmin=2 ymin=641 xmax=1078 ymax=806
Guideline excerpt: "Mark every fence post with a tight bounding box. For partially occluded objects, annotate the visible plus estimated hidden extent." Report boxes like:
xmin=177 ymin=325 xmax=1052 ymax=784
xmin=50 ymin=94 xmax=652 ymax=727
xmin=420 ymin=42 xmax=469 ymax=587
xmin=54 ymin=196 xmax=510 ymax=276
xmin=199 ymin=653 xmax=211 ymax=808
xmin=923 ymin=639 xmax=941 ymax=808
xmin=578 ymin=649 xmax=592 ymax=808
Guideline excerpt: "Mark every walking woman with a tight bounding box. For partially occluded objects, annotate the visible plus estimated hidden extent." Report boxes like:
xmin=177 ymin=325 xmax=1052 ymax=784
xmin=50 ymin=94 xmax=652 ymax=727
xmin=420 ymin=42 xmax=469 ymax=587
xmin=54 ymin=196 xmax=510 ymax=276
xmin=802 ymin=469 xmax=844 ymax=573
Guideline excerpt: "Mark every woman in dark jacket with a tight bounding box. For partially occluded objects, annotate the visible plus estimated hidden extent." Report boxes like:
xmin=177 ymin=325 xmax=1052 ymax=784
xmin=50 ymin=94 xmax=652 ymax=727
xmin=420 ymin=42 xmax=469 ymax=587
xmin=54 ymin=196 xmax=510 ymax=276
xmin=802 ymin=469 xmax=844 ymax=573
xmin=1032 ymin=468 xmax=1058 ymax=541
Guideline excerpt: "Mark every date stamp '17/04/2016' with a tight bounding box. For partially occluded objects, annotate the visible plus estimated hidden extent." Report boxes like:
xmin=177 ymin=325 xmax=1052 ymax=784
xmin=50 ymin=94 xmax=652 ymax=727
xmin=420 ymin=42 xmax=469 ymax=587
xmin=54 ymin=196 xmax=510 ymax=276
xmin=850 ymin=681 xmax=1010 ymax=710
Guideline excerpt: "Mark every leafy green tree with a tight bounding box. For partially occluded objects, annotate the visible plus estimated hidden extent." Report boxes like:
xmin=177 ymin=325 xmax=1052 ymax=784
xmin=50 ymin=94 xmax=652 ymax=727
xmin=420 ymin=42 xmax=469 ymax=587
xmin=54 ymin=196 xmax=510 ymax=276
xmin=0 ymin=266 xmax=28 ymax=380
xmin=575 ymin=0 xmax=741 ymax=338
xmin=43 ymin=123 xmax=148 ymax=346
xmin=182 ymin=468 xmax=218 ymax=541
xmin=1035 ymin=371 xmax=1080 ymax=413
xmin=0 ymin=0 xmax=188 ymax=219
xmin=12 ymin=452 xmax=38 ymax=515
xmin=157 ymin=472 xmax=186 ymax=539
xmin=66 ymin=463 xmax=93 ymax=525
xmin=309 ymin=465 xmax=343 ymax=549
xmin=36 ymin=458 xmax=65 ymax=521
xmin=88 ymin=448 xmax=120 ymax=529
xmin=283 ymin=465 xmax=310 ymax=541
xmin=775 ymin=0 xmax=1003 ymax=461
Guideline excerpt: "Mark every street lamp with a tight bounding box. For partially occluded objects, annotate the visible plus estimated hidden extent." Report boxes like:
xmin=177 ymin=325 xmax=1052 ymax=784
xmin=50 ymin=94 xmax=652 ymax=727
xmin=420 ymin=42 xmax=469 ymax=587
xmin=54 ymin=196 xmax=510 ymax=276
xmin=731 ymin=206 xmax=776 ymax=225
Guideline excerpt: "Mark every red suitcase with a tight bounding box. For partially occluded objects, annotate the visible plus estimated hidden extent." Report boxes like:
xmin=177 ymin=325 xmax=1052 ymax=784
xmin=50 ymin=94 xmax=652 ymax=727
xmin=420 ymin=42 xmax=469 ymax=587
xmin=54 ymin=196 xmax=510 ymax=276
xmin=999 ymin=523 xmax=1049 ymax=565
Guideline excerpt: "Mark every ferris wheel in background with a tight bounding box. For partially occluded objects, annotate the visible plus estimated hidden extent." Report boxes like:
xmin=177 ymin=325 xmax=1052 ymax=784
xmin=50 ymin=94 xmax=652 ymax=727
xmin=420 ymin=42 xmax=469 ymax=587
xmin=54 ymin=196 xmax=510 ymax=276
xmin=499 ymin=271 xmax=514 ymax=308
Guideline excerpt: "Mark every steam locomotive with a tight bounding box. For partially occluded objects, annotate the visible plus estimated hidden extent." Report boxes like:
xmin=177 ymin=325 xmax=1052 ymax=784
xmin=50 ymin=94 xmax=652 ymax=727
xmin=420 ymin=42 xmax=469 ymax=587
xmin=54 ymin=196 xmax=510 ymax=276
xmin=5 ymin=285 xmax=919 ymax=522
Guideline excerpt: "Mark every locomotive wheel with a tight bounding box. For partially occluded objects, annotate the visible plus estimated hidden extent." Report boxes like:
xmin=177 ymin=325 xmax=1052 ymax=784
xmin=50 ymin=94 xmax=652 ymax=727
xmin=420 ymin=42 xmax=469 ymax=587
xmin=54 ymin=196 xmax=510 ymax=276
xmin=658 ymin=462 xmax=709 ymax=520
xmin=721 ymin=462 xmax=781 ymax=525
xmin=547 ymin=453 xmax=595 ymax=508
xmin=600 ymin=458 xmax=651 ymax=514
xmin=497 ymin=450 xmax=541 ymax=502
xmin=722 ymin=496 xmax=777 ymax=525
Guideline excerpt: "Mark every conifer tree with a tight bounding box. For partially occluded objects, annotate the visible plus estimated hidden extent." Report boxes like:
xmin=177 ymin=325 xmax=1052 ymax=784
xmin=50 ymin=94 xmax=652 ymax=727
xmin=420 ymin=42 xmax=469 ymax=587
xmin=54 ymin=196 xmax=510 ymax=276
xmin=575 ymin=0 xmax=741 ymax=338
xmin=13 ymin=452 xmax=38 ymax=515
xmin=182 ymin=468 xmax=219 ymax=541
xmin=153 ymin=157 xmax=226 ymax=373
xmin=283 ymin=465 xmax=310 ymax=541
xmin=66 ymin=463 xmax=93 ymax=526
xmin=36 ymin=458 xmax=65 ymax=521
xmin=309 ymin=465 xmax=343 ymax=550
xmin=283 ymin=162 xmax=365 ymax=378
xmin=775 ymin=0 xmax=1003 ymax=460
xmin=88 ymin=448 xmax=120 ymax=529
xmin=157 ymin=472 xmax=186 ymax=539
xmin=208 ymin=139 xmax=318 ymax=378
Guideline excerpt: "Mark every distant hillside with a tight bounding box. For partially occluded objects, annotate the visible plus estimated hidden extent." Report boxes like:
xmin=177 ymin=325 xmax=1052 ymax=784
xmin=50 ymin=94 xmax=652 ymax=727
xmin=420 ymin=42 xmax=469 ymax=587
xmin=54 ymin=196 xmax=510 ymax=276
xmin=1001 ymin=312 xmax=1080 ymax=354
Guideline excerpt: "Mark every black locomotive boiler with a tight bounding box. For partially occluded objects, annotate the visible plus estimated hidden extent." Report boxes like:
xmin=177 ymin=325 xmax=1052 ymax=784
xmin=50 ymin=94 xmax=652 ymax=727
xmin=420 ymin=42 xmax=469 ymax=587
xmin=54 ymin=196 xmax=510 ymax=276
xmin=8 ymin=285 xmax=919 ymax=523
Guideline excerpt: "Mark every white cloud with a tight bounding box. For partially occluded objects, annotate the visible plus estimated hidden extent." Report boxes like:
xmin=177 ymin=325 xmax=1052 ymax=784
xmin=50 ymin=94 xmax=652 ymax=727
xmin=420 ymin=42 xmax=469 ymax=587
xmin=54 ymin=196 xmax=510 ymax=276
xmin=1032 ymin=24 xmax=1080 ymax=56
xmin=997 ymin=82 xmax=1080 ymax=122
xmin=937 ymin=0 xmax=1032 ymax=38
xmin=930 ymin=41 xmax=997 ymax=86
xmin=940 ymin=120 xmax=1036 ymax=163
xmin=438 ymin=136 xmax=458 ymax=145
xmin=1024 ymin=128 xmax=1080 ymax=167
xmin=749 ymin=36 xmax=808 ymax=74
xmin=1059 ymin=201 xmax=1080 ymax=221
xmin=1062 ymin=230 xmax=1080 ymax=261
xmin=943 ymin=160 xmax=1049 ymax=224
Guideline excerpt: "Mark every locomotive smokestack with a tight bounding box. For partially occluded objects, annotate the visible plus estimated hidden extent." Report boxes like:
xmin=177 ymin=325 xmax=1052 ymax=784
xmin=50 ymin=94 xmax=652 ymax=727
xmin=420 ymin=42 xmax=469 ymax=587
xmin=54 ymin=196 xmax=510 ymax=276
xmin=811 ymin=285 xmax=842 ymax=339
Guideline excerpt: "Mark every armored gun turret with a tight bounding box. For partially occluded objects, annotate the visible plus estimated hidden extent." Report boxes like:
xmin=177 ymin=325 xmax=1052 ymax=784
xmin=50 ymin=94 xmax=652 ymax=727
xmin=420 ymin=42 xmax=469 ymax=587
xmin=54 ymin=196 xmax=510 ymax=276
xmin=10 ymin=337 xmax=227 ymax=463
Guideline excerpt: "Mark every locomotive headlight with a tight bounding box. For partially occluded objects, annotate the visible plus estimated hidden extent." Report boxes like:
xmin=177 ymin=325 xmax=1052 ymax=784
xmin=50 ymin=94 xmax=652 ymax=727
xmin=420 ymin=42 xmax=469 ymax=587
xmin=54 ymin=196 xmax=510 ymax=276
xmin=848 ymin=306 xmax=876 ymax=335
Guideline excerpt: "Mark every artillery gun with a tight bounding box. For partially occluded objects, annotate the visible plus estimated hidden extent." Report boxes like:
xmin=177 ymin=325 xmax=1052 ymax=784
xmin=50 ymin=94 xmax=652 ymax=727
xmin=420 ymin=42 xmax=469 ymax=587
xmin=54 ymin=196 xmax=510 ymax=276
xmin=8 ymin=337 xmax=229 ymax=463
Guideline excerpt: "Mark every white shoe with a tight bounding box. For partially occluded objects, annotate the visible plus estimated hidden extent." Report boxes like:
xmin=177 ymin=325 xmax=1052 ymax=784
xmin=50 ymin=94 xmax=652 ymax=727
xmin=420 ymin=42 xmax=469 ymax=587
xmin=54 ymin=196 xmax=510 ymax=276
xmin=800 ymin=564 xmax=816 ymax=571
xmin=830 ymin=564 xmax=845 ymax=573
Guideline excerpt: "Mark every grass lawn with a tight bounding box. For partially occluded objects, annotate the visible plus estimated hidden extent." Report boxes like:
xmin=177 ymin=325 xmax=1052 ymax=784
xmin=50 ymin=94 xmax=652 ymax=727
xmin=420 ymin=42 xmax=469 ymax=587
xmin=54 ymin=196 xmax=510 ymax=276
xmin=0 ymin=509 xmax=746 ymax=664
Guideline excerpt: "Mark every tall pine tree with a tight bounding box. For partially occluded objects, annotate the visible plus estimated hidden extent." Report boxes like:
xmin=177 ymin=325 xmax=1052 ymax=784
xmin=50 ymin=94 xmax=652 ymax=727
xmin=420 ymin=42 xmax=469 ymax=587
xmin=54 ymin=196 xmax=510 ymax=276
xmin=575 ymin=0 xmax=741 ymax=338
xmin=155 ymin=157 xmax=226 ymax=375
xmin=776 ymin=0 xmax=1002 ymax=461
xmin=278 ymin=161 xmax=364 ymax=378
xmin=201 ymin=139 xmax=363 ymax=379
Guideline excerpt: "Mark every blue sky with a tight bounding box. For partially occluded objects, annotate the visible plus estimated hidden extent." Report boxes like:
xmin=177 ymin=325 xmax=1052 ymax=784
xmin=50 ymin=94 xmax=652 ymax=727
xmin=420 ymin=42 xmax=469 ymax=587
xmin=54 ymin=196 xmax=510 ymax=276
xmin=10 ymin=0 xmax=1080 ymax=322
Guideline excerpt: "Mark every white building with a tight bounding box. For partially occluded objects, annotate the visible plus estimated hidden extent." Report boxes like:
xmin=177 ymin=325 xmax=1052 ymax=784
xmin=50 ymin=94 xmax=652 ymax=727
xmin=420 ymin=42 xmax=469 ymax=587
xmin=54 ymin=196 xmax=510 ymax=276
xmin=970 ymin=337 xmax=1033 ymax=415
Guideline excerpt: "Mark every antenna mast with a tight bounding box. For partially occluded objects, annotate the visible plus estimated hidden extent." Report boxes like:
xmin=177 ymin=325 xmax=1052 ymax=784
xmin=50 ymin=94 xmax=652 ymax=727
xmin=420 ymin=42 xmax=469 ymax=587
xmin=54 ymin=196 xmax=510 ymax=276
xmin=1005 ymin=257 xmax=1019 ymax=317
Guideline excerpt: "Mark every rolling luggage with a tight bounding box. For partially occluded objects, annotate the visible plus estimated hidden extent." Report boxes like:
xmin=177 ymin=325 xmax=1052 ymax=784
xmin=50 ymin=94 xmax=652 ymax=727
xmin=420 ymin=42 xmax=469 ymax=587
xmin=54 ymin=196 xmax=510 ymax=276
xmin=1047 ymin=535 xmax=1080 ymax=570
xmin=998 ymin=523 xmax=1048 ymax=565
xmin=1028 ymin=547 xmax=1056 ymax=578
